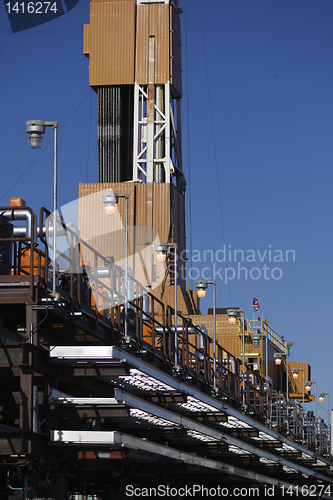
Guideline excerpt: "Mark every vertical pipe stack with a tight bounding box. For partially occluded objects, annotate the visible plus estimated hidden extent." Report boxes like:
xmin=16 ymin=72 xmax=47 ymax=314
xmin=97 ymin=86 xmax=133 ymax=183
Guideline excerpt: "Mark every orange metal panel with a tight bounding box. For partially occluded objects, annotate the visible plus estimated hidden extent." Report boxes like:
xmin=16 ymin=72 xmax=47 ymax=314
xmin=88 ymin=0 xmax=135 ymax=86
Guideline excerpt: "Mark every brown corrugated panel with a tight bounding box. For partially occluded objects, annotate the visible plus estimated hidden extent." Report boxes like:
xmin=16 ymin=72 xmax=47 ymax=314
xmin=134 ymin=183 xmax=171 ymax=245
xmin=78 ymin=183 xmax=135 ymax=270
xmin=172 ymin=185 xmax=186 ymax=259
xmin=161 ymin=284 xmax=190 ymax=316
xmin=83 ymin=24 xmax=90 ymax=56
xmin=135 ymin=4 xmax=149 ymax=84
xmin=288 ymin=361 xmax=311 ymax=396
xmin=153 ymin=183 xmax=172 ymax=243
xmin=88 ymin=0 xmax=135 ymax=86
xmin=135 ymin=3 xmax=170 ymax=84
xmin=170 ymin=4 xmax=182 ymax=97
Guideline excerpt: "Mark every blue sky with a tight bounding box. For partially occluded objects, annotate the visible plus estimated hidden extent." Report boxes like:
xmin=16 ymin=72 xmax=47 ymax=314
xmin=1 ymin=0 xmax=332 ymax=421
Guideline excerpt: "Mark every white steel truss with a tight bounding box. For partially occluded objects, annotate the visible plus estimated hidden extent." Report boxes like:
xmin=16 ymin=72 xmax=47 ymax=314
xmin=133 ymin=82 xmax=182 ymax=184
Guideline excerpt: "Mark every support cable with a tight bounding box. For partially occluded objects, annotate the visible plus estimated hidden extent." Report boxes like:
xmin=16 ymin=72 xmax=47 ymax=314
xmin=184 ymin=0 xmax=193 ymax=291
xmin=198 ymin=0 xmax=232 ymax=305
xmin=0 ymin=90 xmax=91 ymax=203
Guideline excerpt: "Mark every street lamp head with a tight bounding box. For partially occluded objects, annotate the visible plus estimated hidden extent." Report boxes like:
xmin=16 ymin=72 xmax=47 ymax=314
xmin=195 ymin=280 xmax=208 ymax=298
xmin=292 ymin=369 xmax=299 ymax=379
xmin=154 ymin=244 xmax=169 ymax=263
xmin=305 ymin=382 xmax=311 ymax=392
xmin=26 ymin=120 xmax=46 ymax=149
xmin=318 ymin=393 xmax=325 ymax=402
xmin=251 ymin=329 xmax=262 ymax=348
xmin=102 ymin=193 xmax=119 ymax=216
xmin=227 ymin=309 xmax=238 ymax=325
xmin=274 ymin=353 xmax=284 ymax=365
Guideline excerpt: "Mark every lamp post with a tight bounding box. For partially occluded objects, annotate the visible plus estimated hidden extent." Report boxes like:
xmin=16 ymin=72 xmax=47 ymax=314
xmin=250 ymin=324 xmax=269 ymax=412
xmin=196 ymin=280 xmax=216 ymax=390
xmin=102 ymin=193 xmax=129 ymax=339
xmin=318 ymin=393 xmax=330 ymax=426
xmin=274 ymin=341 xmax=293 ymax=402
xmin=305 ymin=381 xmax=317 ymax=419
xmin=292 ymin=368 xmax=305 ymax=408
xmin=274 ymin=352 xmax=284 ymax=395
xmin=227 ymin=309 xmax=245 ymax=404
xmin=155 ymin=243 xmax=178 ymax=365
xmin=26 ymin=120 xmax=58 ymax=297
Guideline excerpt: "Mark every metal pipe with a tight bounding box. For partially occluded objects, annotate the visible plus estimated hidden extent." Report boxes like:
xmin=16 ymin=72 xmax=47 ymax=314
xmin=53 ymin=125 xmax=57 ymax=297
xmin=266 ymin=327 xmax=268 ymax=411
xmin=286 ymin=354 xmax=289 ymax=402
xmin=125 ymin=196 xmax=128 ymax=338
xmin=1 ymin=209 xmax=33 ymax=239
xmin=242 ymin=314 xmax=245 ymax=405
xmin=33 ymin=386 xmax=38 ymax=433
xmin=13 ymin=224 xmax=68 ymax=239
xmin=213 ymin=281 xmax=216 ymax=390
xmin=174 ymin=245 xmax=178 ymax=366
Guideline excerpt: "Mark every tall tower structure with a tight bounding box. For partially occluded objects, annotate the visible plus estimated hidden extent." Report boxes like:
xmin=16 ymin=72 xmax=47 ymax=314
xmin=84 ymin=0 xmax=185 ymax=189
xmin=82 ymin=0 xmax=196 ymax=313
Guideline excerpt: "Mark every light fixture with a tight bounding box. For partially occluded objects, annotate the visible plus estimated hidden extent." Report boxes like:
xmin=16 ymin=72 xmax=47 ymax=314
xmin=155 ymin=243 xmax=178 ymax=366
xmin=292 ymin=369 xmax=299 ymax=379
xmin=154 ymin=244 xmax=169 ymax=263
xmin=317 ymin=392 xmax=329 ymax=425
xmin=102 ymin=193 xmax=119 ymax=216
xmin=305 ymin=382 xmax=311 ymax=392
xmin=251 ymin=329 xmax=262 ymax=348
xmin=195 ymin=280 xmax=217 ymax=391
xmin=26 ymin=119 xmax=58 ymax=297
xmin=274 ymin=353 xmax=283 ymax=365
xmin=195 ymin=280 xmax=208 ymax=298
xmin=227 ymin=309 xmax=238 ymax=325
xmin=304 ymin=381 xmax=317 ymax=417
xmin=26 ymin=120 xmax=46 ymax=149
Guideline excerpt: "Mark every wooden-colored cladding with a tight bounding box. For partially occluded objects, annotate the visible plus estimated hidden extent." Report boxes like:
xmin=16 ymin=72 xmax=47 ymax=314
xmin=135 ymin=4 xmax=167 ymax=84
xmin=78 ymin=182 xmax=186 ymax=288
xmin=135 ymin=3 xmax=182 ymax=95
xmin=288 ymin=361 xmax=311 ymax=396
xmin=135 ymin=183 xmax=186 ymax=257
xmin=186 ymin=313 xmax=307 ymax=397
xmin=84 ymin=0 xmax=135 ymax=86
xmin=78 ymin=183 xmax=136 ymax=267
xmin=84 ymin=1 xmax=182 ymax=95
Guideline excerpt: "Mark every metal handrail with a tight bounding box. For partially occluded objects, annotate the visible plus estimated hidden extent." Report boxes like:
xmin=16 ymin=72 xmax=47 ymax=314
xmin=0 ymin=206 xmax=286 ymax=422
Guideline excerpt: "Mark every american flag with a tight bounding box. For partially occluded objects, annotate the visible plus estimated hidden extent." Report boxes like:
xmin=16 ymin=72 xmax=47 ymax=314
xmin=252 ymin=297 xmax=260 ymax=312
